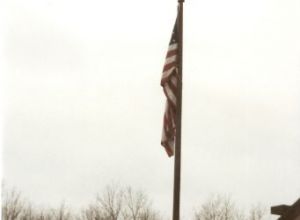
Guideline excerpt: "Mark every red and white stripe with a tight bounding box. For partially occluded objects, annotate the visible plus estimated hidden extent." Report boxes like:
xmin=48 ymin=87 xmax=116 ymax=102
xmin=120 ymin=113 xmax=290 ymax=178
xmin=161 ymin=42 xmax=179 ymax=157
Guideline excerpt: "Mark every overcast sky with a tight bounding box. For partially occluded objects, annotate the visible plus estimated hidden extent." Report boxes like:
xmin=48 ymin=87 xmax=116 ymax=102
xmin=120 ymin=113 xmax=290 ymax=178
xmin=1 ymin=0 xmax=300 ymax=219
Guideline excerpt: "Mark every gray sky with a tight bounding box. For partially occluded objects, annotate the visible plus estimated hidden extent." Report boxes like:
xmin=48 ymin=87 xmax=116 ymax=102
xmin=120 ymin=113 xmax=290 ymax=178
xmin=1 ymin=0 xmax=300 ymax=218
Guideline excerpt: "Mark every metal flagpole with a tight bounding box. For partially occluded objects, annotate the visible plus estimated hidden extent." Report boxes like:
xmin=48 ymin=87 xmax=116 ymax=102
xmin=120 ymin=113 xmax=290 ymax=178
xmin=173 ymin=0 xmax=184 ymax=219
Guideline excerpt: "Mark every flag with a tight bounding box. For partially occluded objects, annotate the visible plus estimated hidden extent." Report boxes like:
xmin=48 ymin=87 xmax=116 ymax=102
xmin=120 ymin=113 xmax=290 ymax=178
xmin=161 ymin=19 xmax=179 ymax=157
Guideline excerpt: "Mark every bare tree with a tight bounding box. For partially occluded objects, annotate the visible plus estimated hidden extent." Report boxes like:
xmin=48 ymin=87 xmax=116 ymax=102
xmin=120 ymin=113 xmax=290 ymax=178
xmin=1 ymin=184 xmax=164 ymax=220
xmin=52 ymin=203 xmax=71 ymax=220
xmin=194 ymin=195 xmax=267 ymax=220
xmin=194 ymin=195 xmax=241 ymax=220
xmin=248 ymin=205 xmax=266 ymax=220
xmin=82 ymin=185 xmax=162 ymax=220
xmin=122 ymin=187 xmax=161 ymax=220
xmin=19 ymin=204 xmax=35 ymax=220
xmin=122 ymin=187 xmax=149 ymax=220
xmin=81 ymin=205 xmax=98 ymax=220
xmin=40 ymin=209 xmax=55 ymax=220
xmin=2 ymin=187 xmax=25 ymax=220
xmin=138 ymin=207 xmax=162 ymax=220
xmin=96 ymin=184 xmax=124 ymax=220
xmin=81 ymin=204 xmax=108 ymax=220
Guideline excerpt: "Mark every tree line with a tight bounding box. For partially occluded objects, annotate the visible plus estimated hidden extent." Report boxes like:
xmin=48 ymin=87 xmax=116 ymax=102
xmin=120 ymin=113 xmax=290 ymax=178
xmin=2 ymin=184 xmax=267 ymax=220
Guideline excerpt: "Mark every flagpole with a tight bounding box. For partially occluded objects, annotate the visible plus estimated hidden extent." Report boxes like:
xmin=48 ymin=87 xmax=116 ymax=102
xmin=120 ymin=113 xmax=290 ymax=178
xmin=173 ymin=0 xmax=184 ymax=219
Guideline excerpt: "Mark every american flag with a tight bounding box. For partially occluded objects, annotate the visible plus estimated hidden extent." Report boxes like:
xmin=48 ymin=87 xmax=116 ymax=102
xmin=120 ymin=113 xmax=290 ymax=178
xmin=161 ymin=19 xmax=179 ymax=157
